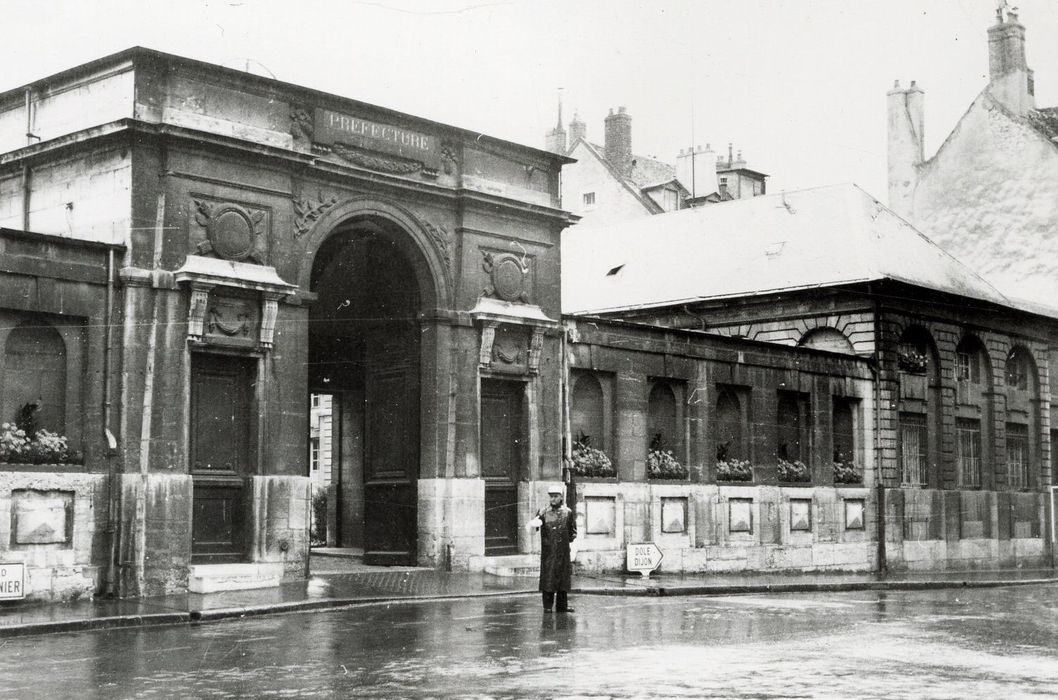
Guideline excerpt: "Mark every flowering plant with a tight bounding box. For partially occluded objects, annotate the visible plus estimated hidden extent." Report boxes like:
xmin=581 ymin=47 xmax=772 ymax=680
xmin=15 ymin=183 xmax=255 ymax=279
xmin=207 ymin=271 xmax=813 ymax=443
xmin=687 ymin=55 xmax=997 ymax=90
xmin=0 ymin=423 xmax=73 ymax=464
xmin=716 ymin=459 xmax=753 ymax=482
xmin=898 ymin=350 xmax=929 ymax=374
xmin=570 ymin=440 xmax=616 ymax=478
xmin=832 ymin=461 xmax=863 ymax=484
xmin=777 ymin=458 xmax=810 ymax=482
xmin=647 ymin=449 xmax=688 ymax=479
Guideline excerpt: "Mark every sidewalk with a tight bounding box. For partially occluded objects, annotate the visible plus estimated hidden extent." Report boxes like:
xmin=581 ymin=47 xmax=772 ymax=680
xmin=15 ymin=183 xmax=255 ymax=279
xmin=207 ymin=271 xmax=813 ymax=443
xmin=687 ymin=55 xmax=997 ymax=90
xmin=2 ymin=555 xmax=1056 ymax=638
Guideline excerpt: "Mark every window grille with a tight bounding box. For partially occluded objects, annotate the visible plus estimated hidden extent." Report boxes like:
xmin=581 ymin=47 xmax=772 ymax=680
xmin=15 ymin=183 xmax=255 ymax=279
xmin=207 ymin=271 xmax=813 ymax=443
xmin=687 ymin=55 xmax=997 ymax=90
xmin=899 ymin=413 xmax=928 ymax=486
xmin=956 ymin=419 xmax=982 ymax=488
xmin=1006 ymin=423 xmax=1030 ymax=489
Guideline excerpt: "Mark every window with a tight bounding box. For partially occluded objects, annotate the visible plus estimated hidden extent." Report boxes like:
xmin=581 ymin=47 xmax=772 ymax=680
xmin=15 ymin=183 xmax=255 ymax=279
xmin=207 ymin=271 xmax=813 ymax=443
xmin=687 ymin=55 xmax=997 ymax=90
xmin=1006 ymin=348 xmax=1030 ymax=390
xmin=776 ymin=393 xmax=803 ymax=463
xmin=648 ymin=381 xmax=679 ymax=453
xmin=582 ymin=192 xmax=596 ymax=206
xmin=3 ymin=321 xmax=67 ymax=434
xmin=955 ymin=351 xmax=975 ymax=382
xmin=310 ymin=437 xmax=321 ymax=471
xmin=899 ymin=413 xmax=928 ymax=486
xmin=571 ymin=372 xmax=607 ymax=450
xmin=799 ymin=327 xmax=854 ymax=354
xmin=832 ymin=398 xmax=855 ymax=464
xmin=311 ymin=394 xmax=321 ymax=408
xmin=956 ymin=418 xmax=982 ymax=488
xmin=716 ymin=389 xmax=744 ymax=461
xmin=1007 ymin=423 xmax=1030 ymax=490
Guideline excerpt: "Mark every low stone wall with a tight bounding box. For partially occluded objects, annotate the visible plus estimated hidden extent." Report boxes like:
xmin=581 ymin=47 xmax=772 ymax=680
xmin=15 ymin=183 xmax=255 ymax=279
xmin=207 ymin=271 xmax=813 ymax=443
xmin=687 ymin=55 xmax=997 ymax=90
xmin=884 ymin=488 xmax=1051 ymax=571
xmin=571 ymin=481 xmax=878 ymax=574
xmin=0 ymin=469 xmax=108 ymax=601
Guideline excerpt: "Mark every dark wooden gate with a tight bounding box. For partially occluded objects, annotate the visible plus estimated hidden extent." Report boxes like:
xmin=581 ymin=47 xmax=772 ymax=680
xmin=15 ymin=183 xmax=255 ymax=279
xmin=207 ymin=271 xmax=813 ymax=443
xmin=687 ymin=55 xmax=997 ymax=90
xmin=363 ymin=350 xmax=419 ymax=566
xmin=190 ymin=353 xmax=254 ymax=562
xmin=481 ymin=379 xmax=524 ymax=556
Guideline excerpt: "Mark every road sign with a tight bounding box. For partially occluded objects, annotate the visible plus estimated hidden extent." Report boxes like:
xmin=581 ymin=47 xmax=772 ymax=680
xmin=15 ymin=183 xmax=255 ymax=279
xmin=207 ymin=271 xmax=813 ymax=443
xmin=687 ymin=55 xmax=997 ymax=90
xmin=0 ymin=563 xmax=25 ymax=600
xmin=626 ymin=543 xmax=664 ymax=578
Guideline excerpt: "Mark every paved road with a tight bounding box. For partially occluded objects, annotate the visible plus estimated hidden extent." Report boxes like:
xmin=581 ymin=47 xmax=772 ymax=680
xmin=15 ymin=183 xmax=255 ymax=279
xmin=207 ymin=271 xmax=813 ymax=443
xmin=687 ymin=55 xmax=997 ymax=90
xmin=4 ymin=583 xmax=1058 ymax=698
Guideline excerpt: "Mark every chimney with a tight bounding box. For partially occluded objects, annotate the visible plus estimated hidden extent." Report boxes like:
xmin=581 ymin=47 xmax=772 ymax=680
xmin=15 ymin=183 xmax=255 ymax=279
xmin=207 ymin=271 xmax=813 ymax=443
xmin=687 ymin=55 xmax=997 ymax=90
xmin=568 ymin=111 xmax=587 ymax=144
xmin=544 ymin=90 xmax=567 ymax=154
xmin=987 ymin=6 xmax=1034 ymax=115
xmin=676 ymin=143 xmax=715 ymax=198
xmin=604 ymin=106 xmax=633 ymax=177
xmin=887 ymin=79 xmax=925 ymax=218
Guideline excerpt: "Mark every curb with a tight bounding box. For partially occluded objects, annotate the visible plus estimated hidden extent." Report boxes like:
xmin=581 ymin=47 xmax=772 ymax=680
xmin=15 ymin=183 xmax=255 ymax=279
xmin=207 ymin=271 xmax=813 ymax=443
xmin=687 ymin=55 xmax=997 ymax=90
xmin=3 ymin=577 xmax=1056 ymax=637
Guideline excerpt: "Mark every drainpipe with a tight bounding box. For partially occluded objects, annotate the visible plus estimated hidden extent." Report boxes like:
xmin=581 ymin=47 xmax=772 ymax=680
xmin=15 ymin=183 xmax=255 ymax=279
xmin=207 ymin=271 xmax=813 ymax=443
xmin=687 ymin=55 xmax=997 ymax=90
xmin=22 ymin=88 xmax=35 ymax=231
xmin=871 ymin=290 xmax=887 ymax=575
xmin=103 ymin=248 xmax=121 ymax=596
xmin=561 ymin=321 xmax=575 ymax=509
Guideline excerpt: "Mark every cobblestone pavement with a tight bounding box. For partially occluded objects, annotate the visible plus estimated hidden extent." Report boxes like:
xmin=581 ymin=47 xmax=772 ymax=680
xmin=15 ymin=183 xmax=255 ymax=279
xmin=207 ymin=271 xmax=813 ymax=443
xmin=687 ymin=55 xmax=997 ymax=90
xmin=3 ymin=583 xmax=1058 ymax=697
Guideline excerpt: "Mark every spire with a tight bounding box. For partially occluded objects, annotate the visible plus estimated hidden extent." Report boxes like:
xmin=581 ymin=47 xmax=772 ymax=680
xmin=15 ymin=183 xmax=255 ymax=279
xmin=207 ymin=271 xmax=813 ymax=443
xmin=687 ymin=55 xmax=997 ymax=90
xmin=556 ymin=88 xmax=564 ymax=129
xmin=543 ymin=88 xmax=568 ymax=154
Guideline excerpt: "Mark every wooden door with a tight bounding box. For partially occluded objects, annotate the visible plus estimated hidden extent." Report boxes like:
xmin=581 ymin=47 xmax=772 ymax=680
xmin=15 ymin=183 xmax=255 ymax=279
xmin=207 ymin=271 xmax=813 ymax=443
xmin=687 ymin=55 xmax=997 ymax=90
xmin=363 ymin=360 xmax=419 ymax=565
xmin=190 ymin=353 xmax=253 ymax=562
xmin=481 ymin=379 xmax=524 ymax=556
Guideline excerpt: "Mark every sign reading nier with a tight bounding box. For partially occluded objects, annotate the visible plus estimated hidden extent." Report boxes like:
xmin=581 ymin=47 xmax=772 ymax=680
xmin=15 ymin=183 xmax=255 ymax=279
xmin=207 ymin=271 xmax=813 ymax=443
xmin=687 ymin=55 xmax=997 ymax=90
xmin=314 ymin=109 xmax=439 ymax=168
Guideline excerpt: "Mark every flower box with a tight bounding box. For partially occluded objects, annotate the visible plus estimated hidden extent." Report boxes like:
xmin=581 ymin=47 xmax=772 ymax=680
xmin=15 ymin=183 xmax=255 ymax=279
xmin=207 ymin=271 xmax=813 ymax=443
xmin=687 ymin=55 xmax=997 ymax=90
xmin=569 ymin=441 xmax=616 ymax=479
xmin=716 ymin=459 xmax=753 ymax=482
xmin=777 ymin=459 xmax=811 ymax=483
xmin=647 ymin=449 xmax=688 ymax=480
xmin=832 ymin=461 xmax=863 ymax=485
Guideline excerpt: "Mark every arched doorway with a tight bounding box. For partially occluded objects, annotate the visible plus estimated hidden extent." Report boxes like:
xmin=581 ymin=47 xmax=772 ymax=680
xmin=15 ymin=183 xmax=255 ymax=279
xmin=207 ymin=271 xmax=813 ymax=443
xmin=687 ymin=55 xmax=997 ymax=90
xmin=308 ymin=215 xmax=428 ymax=565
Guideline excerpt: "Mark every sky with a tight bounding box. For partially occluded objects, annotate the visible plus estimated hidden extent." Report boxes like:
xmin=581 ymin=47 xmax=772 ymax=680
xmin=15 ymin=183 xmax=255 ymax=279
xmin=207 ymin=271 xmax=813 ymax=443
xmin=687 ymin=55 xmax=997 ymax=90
xmin=2 ymin=0 xmax=1056 ymax=198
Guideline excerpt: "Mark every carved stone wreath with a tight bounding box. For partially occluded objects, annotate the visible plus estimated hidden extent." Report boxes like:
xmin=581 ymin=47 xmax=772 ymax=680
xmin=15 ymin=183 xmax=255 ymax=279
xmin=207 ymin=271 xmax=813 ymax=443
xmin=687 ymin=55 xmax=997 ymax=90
xmin=193 ymin=199 xmax=266 ymax=263
xmin=481 ymin=251 xmax=530 ymax=303
xmin=421 ymin=220 xmax=452 ymax=272
xmin=329 ymin=142 xmax=423 ymax=175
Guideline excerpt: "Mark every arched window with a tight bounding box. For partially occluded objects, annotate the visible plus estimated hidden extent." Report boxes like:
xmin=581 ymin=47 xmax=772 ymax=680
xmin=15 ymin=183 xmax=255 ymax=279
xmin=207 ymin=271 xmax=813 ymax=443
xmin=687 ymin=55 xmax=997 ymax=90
xmin=1004 ymin=345 xmax=1038 ymax=490
xmin=716 ymin=389 xmax=744 ymax=462
xmin=648 ymin=381 xmax=678 ymax=453
xmin=897 ymin=326 xmax=940 ymax=487
xmin=571 ymin=372 xmax=606 ymax=450
xmin=955 ymin=335 xmax=991 ymax=489
xmin=777 ymin=393 xmax=802 ymax=462
xmin=3 ymin=320 xmax=67 ymax=434
xmin=799 ymin=327 xmax=854 ymax=354
xmin=832 ymin=399 xmax=855 ymax=465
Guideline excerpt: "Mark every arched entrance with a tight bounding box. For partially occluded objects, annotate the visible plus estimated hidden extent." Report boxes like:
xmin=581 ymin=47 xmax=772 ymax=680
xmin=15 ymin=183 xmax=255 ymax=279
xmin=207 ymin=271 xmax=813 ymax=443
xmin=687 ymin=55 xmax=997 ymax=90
xmin=308 ymin=212 xmax=434 ymax=565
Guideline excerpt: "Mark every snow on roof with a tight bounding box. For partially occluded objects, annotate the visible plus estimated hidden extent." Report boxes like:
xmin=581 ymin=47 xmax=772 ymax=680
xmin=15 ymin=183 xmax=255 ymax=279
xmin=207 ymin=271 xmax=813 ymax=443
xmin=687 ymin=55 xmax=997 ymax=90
xmin=562 ymin=183 xmax=1012 ymax=315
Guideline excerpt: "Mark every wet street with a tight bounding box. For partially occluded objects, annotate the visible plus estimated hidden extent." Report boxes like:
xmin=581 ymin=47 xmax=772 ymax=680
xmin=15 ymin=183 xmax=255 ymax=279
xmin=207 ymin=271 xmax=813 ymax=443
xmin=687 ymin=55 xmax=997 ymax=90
xmin=3 ymin=583 xmax=1058 ymax=698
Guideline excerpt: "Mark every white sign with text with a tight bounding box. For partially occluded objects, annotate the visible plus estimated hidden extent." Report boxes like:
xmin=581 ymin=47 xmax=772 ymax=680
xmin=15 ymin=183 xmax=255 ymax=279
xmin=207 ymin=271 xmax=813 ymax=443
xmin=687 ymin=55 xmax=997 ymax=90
xmin=626 ymin=543 xmax=664 ymax=578
xmin=0 ymin=563 xmax=26 ymax=600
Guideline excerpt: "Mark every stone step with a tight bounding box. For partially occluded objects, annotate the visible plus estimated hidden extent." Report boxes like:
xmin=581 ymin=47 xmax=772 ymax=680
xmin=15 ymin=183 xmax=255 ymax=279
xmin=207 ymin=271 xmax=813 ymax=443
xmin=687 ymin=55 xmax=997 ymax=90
xmin=482 ymin=554 xmax=540 ymax=578
xmin=188 ymin=563 xmax=284 ymax=594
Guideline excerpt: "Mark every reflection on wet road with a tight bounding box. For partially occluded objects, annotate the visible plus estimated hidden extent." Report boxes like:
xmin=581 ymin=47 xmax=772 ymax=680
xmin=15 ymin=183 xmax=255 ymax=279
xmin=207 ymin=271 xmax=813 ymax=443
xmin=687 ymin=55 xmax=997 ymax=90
xmin=4 ymin=584 xmax=1058 ymax=697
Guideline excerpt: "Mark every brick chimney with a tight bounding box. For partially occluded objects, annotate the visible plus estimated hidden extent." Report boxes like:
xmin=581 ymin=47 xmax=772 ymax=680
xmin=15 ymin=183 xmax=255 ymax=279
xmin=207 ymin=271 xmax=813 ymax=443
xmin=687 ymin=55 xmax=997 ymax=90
xmin=887 ymin=79 xmax=925 ymax=218
xmin=604 ymin=106 xmax=633 ymax=177
xmin=568 ymin=111 xmax=587 ymax=145
xmin=987 ymin=6 xmax=1034 ymax=115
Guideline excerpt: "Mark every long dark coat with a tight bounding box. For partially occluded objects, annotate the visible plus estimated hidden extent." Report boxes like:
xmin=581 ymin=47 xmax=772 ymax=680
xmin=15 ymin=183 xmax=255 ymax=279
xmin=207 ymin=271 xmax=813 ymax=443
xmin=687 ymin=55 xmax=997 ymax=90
xmin=537 ymin=504 xmax=576 ymax=592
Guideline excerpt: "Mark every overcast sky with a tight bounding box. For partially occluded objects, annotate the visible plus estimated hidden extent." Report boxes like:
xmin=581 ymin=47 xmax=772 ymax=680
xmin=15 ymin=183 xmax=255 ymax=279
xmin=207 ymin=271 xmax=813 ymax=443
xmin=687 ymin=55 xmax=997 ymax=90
xmin=3 ymin=0 xmax=1056 ymax=198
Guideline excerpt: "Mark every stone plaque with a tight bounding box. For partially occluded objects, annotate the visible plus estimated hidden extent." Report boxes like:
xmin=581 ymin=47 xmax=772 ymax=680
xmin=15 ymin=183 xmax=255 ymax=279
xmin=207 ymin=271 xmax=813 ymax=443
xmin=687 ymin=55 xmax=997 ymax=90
xmin=661 ymin=497 xmax=687 ymax=534
xmin=206 ymin=293 xmax=259 ymax=346
xmin=790 ymin=499 xmax=812 ymax=532
xmin=13 ymin=490 xmax=73 ymax=545
xmin=729 ymin=498 xmax=753 ymax=533
xmin=584 ymin=497 xmax=615 ymax=536
xmin=314 ymin=109 xmax=440 ymax=170
xmin=845 ymin=499 xmax=865 ymax=530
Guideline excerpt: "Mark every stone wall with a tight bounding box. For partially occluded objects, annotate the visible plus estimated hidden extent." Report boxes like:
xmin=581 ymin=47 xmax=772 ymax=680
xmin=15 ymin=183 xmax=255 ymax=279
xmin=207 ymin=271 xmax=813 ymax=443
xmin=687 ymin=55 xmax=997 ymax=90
xmin=0 ymin=469 xmax=108 ymax=601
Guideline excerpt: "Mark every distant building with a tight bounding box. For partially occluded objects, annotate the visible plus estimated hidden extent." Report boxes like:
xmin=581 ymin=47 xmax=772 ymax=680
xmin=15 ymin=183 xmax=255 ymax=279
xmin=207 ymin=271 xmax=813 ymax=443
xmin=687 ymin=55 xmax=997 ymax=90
xmin=887 ymin=6 xmax=1058 ymax=306
xmin=544 ymin=105 xmax=766 ymax=225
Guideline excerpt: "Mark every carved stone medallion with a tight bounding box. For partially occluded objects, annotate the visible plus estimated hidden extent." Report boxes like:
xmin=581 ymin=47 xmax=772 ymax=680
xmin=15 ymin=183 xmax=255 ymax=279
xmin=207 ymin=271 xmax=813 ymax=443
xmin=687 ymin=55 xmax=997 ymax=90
xmin=193 ymin=199 xmax=267 ymax=263
xmin=482 ymin=251 xmax=530 ymax=303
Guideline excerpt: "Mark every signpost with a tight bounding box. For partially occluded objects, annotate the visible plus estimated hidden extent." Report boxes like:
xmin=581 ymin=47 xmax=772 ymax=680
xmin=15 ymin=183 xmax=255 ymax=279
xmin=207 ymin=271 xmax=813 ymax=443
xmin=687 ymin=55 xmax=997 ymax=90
xmin=0 ymin=563 xmax=25 ymax=600
xmin=626 ymin=543 xmax=664 ymax=578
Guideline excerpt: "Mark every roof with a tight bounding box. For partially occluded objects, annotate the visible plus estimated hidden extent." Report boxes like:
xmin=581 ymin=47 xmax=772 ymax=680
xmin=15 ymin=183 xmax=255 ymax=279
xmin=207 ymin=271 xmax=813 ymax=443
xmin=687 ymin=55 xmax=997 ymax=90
xmin=562 ymin=182 xmax=1016 ymax=315
xmin=572 ymin=139 xmax=664 ymax=214
xmin=1026 ymin=106 xmax=1058 ymax=142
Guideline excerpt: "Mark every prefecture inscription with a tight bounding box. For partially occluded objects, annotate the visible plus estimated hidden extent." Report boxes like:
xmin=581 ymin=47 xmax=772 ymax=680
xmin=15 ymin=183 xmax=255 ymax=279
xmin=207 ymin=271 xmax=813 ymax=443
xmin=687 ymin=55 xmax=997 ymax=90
xmin=315 ymin=109 xmax=439 ymax=170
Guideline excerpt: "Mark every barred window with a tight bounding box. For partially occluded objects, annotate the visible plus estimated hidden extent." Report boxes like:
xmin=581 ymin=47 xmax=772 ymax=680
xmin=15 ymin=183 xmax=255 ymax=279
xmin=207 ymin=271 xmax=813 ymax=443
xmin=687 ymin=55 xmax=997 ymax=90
xmin=899 ymin=413 xmax=928 ymax=486
xmin=1006 ymin=423 xmax=1030 ymax=490
xmin=956 ymin=418 xmax=982 ymax=488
